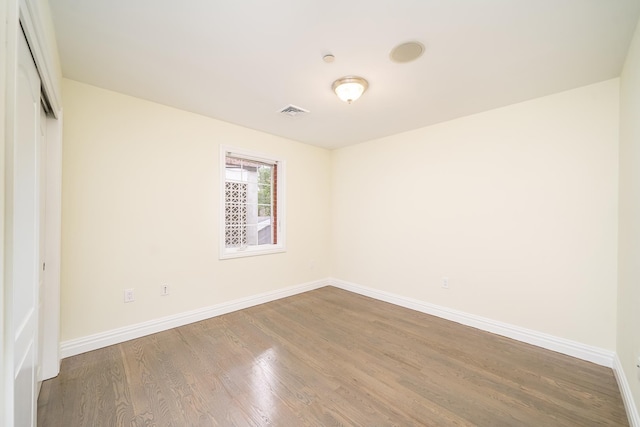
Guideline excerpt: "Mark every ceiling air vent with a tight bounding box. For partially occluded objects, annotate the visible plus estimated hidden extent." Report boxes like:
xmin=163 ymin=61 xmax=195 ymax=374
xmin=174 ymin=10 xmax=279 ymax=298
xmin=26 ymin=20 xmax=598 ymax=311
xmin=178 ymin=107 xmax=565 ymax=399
xmin=278 ymin=104 xmax=310 ymax=117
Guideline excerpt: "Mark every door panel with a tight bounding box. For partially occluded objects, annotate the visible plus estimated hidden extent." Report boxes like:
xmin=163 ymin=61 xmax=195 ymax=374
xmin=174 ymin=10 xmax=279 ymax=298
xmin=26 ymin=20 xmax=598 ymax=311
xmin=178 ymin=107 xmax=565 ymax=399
xmin=14 ymin=27 xmax=42 ymax=427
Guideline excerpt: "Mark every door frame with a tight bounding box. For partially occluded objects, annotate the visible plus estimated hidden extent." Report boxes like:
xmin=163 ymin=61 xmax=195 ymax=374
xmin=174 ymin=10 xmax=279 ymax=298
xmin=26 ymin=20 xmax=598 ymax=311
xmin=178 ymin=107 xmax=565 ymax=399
xmin=2 ymin=0 xmax=63 ymax=425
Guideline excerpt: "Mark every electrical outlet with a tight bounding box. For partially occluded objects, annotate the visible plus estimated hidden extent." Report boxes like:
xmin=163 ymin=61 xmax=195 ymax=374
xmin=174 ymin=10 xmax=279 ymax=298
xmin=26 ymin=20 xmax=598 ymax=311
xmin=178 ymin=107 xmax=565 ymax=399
xmin=124 ymin=288 xmax=135 ymax=303
xmin=442 ymin=277 xmax=449 ymax=289
xmin=161 ymin=284 xmax=170 ymax=296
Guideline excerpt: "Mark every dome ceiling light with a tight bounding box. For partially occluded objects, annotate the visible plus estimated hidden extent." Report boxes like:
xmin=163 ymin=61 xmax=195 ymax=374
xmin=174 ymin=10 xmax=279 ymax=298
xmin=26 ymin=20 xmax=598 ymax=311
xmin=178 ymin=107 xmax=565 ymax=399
xmin=332 ymin=76 xmax=369 ymax=104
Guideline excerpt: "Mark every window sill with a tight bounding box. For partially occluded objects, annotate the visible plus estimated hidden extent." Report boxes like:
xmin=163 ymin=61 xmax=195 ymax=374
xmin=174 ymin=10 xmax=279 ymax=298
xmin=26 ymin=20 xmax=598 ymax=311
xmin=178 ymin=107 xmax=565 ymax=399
xmin=219 ymin=245 xmax=286 ymax=260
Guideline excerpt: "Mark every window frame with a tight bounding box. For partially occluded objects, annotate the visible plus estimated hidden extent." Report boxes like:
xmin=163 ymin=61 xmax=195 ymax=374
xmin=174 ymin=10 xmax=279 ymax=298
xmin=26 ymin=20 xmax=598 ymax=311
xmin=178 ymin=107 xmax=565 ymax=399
xmin=219 ymin=145 xmax=286 ymax=259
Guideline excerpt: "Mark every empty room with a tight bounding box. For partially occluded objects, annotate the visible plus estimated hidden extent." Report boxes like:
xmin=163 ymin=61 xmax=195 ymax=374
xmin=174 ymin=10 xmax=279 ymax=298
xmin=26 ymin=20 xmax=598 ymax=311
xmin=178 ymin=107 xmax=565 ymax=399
xmin=2 ymin=0 xmax=640 ymax=425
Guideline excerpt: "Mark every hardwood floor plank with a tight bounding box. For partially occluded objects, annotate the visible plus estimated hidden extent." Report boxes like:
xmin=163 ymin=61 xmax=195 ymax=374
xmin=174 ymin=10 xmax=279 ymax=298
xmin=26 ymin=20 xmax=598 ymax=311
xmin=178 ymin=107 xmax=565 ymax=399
xmin=38 ymin=287 xmax=629 ymax=426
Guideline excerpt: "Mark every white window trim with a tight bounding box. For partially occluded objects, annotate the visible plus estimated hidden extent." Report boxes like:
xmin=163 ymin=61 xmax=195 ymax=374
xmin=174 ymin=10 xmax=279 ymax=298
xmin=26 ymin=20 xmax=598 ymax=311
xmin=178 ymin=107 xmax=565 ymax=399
xmin=219 ymin=145 xmax=286 ymax=260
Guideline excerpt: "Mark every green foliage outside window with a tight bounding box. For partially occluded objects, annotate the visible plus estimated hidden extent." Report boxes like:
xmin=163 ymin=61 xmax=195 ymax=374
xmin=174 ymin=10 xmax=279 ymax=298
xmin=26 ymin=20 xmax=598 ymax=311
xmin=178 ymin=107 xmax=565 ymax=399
xmin=258 ymin=166 xmax=272 ymax=216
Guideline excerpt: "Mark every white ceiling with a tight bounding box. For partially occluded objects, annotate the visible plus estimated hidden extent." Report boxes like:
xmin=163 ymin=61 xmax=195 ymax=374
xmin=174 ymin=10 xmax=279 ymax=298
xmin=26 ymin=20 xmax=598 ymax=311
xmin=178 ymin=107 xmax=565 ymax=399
xmin=50 ymin=0 xmax=640 ymax=149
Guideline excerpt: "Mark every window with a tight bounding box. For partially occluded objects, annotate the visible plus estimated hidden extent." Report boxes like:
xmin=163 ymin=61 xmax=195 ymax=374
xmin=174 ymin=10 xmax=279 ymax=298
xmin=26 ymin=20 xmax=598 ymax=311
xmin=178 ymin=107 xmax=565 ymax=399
xmin=220 ymin=146 xmax=285 ymax=259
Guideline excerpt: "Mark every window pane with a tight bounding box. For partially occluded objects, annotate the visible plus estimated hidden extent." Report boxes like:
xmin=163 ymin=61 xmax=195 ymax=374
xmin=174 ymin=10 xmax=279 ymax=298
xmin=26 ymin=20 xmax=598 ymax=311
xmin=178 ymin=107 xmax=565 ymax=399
xmin=258 ymin=165 xmax=272 ymax=207
xmin=245 ymin=225 xmax=258 ymax=246
xmin=257 ymin=218 xmax=272 ymax=245
xmin=258 ymin=205 xmax=271 ymax=217
xmin=225 ymin=205 xmax=246 ymax=226
xmin=225 ymin=226 xmax=246 ymax=248
xmin=222 ymin=149 xmax=283 ymax=258
xmin=225 ymin=158 xmax=271 ymax=248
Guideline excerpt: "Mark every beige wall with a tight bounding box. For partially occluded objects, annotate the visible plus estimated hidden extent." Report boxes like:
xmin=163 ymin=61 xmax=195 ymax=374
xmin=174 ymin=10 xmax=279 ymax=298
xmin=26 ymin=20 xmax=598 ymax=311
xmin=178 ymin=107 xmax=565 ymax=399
xmin=331 ymin=79 xmax=620 ymax=350
xmin=62 ymin=76 xmax=625 ymax=352
xmin=618 ymin=16 xmax=640 ymax=413
xmin=61 ymin=79 xmax=332 ymax=341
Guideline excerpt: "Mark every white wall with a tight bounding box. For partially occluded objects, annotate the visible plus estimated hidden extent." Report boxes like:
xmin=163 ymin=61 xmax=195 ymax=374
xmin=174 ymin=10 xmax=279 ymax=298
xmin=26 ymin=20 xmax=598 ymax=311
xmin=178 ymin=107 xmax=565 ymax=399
xmin=60 ymin=79 xmax=332 ymax=341
xmin=331 ymin=79 xmax=620 ymax=350
xmin=618 ymin=15 xmax=640 ymax=415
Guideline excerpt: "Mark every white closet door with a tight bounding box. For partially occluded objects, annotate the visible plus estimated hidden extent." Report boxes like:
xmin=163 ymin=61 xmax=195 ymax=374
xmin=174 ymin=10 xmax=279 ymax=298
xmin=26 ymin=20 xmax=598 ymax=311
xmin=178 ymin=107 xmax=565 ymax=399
xmin=37 ymin=104 xmax=47 ymax=390
xmin=13 ymin=27 xmax=42 ymax=427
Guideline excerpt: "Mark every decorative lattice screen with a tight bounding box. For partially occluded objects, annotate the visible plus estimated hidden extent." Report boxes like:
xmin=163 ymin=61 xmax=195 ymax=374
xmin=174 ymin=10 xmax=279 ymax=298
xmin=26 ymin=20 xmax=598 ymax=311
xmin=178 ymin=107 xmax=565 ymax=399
xmin=225 ymin=181 xmax=247 ymax=247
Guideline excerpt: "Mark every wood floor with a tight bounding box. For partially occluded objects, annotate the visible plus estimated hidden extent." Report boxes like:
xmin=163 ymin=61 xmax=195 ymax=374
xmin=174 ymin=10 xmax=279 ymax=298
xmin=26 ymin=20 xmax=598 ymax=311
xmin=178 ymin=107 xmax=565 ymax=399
xmin=38 ymin=286 xmax=628 ymax=426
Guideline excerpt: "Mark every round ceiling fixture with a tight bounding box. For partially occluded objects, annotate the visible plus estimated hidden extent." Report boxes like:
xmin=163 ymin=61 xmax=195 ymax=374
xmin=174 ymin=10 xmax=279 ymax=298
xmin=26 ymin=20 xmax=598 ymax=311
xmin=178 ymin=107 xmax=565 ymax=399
xmin=332 ymin=76 xmax=369 ymax=104
xmin=390 ymin=41 xmax=425 ymax=63
xmin=323 ymin=54 xmax=335 ymax=63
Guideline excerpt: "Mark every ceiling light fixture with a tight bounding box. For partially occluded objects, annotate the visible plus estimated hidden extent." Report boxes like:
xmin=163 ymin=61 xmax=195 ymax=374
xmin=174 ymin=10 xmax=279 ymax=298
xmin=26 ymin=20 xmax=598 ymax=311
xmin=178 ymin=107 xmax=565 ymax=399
xmin=332 ymin=76 xmax=368 ymax=104
xmin=323 ymin=54 xmax=335 ymax=63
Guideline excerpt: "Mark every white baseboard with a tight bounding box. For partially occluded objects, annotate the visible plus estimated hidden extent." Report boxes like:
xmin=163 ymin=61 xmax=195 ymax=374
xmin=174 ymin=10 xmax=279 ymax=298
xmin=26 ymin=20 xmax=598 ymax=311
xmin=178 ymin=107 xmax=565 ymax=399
xmin=60 ymin=279 xmax=328 ymax=359
xmin=61 ymin=277 xmax=636 ymax=424
xmin=329 ymin=278 xmax=615 ymax=368
xmin=63 ymin=277 xmax=617 ymax=367
xmin=613 ymin=355 xmax=640 ymax=427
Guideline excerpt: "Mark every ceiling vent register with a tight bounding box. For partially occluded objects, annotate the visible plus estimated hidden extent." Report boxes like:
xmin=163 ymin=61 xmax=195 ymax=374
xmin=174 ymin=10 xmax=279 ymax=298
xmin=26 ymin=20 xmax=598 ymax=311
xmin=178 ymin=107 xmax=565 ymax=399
xmin=279 ymin=104 xmax=310 ymax=117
